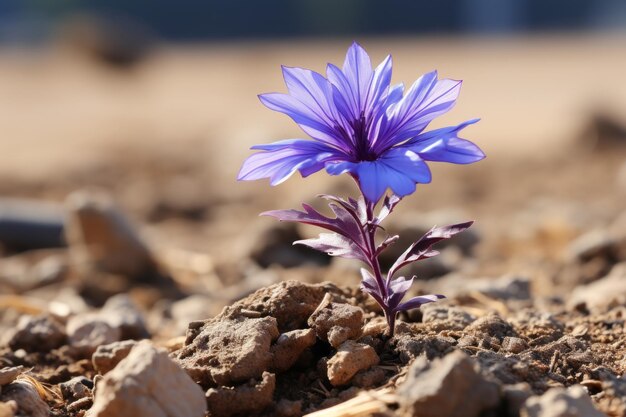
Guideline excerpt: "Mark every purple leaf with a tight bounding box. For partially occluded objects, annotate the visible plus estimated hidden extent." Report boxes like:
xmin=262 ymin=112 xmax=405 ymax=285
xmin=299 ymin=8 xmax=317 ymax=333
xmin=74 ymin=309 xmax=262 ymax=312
xmin=387 ymin=221 xmax=473 ymax=279
xmin=360 ymin=268 xmax=385 ymax=306
xmin=385 ymin=276 xmax=414 ymax=310
xmin=395 ymin=294 xmax=445 ymax=312
xmin=262 ymin=196 xmax=371 ymax=262
xmin=376 ymin=234 xmax=399 ymax=255
xmin=295 ymin=233 xmax=369 ymax=264
xmin=375 ymin=194 xmax=402 ymax=225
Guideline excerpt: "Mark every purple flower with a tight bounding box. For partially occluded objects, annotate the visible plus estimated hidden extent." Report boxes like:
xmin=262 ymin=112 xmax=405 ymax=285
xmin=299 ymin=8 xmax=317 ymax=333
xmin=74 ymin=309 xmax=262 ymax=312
xmin=238 ymin=42 xmax=485 ymax=203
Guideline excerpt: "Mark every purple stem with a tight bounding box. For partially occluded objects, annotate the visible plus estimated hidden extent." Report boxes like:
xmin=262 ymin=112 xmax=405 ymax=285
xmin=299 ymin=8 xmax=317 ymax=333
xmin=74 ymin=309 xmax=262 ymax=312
xmin=364 ymin=199 xmax=396 ymax=336
xmin=353 ymin=175 xmax=397 ymax=336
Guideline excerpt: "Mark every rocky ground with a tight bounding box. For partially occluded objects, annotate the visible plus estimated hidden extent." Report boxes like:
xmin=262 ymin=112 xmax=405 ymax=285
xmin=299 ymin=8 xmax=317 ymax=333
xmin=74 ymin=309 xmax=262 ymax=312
xmin=0 ymin=38 xmax=626 ymax=417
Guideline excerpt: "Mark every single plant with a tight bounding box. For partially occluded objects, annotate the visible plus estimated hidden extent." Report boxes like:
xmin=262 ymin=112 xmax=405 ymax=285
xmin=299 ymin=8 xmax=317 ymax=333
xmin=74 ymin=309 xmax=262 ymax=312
xmin=238 ymin=42 xmax=484 ymax=336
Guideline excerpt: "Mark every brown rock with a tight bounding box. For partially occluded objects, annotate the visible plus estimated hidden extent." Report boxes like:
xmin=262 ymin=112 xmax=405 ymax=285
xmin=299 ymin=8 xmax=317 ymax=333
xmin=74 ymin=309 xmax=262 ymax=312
xmin=569 ymin=263 xmax=626 ymax=311
xmin=0 ymin=368 xmax=23 ymax=387
xmin=87 ymin=341 xmax=206 ymax=417
xmin=67 ymin=314 xmax=121 ymax=356
xmin=205 ymin=372 xmax=276 ymax=417
xmin=521 ymin=385 xmax=606 ymax=417
xmin=309 ymin=300 xmax=363 ymax=348
xmin=174 ymin=317 xmax=279 ymax=387
xmin=92 ymin=340 xmax=138 ymax=375
xmin=100 ymin=294 xmax=150 ymax=340
xmin=60 ymin=376 xmax=92 ymax=403
xmin=397 ymin=350 xmax=499 ymax=417
xmin=327 ymin=341 xmax=379 ymax=386
xmin=65 ymin=190 xmax=157 ymax=278
xmin=271 ymin=329 xmax=316 ymax=373
xmin=7 ymin=315 xmax=66 ymax=353
xmin=502 ymin=337 xmax=529 ymax=354
xmin=0 ymin=381 xmax=49 ymax=417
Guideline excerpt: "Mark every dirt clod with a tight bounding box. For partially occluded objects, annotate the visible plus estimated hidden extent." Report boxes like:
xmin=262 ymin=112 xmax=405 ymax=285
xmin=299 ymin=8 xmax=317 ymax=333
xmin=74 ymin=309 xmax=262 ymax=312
xmin=205 ymin=371 xmax=276 ymax=417
xmin=397 ymin=350 xmax=499 ymax=417
xmin=309 ymin=301 xmax=363 ymax=348
xmin=327 ymin=340 xmax=379 ymax=387
xmin=175 ymin=316 xmax=279 ymax=387
xmin=271 ymin=328 xmax=316 ymax=373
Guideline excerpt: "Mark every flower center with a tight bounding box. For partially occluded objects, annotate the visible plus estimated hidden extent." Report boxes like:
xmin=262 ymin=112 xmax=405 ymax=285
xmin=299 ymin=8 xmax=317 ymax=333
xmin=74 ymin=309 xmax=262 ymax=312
xmin=352 ymin=113 xmax=377 ymax=162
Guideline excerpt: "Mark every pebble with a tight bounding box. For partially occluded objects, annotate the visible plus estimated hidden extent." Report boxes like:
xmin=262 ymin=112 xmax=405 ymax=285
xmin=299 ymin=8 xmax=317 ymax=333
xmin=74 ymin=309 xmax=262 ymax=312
xmin=569 ymin=262 xmax=626 ymax=310
xmin=92 ymin=340 xmax=138 ymax=375
xmin=0 ymin=368 xmax=23 ymax=387
xmin=7 ymin=315 xmax=66 ymax=353
xmin=87 ymin=341 xmax=206 ymax=417
xmin=327 ymin=340 xmax=379 ymax=386
xmin=64 ymin=190 xmax=157 ymax=278
xmin=396 ymin=350 xmax=499 ymax=417
xmin=0 ymin=381 xmax=49 ymax=417
xmin=67 ymin=314 xmax=121 ymax=356
xmin=502 ymin=336 xmax=530 ymax=354
xmin=100 ymin=294 xmax=150 ymax=340
xmin=60 ymin=376 xmax=92 ymax=403
xmin=521 ymin=385 xmax=606 ymax=417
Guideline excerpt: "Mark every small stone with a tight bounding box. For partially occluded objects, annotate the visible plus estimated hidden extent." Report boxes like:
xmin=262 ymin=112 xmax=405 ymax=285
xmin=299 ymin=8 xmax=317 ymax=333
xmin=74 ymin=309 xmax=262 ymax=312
xmin=327 ymin=341 xmax=379 ymax=386
xmin=396 ymin=351 xmax=499 ymax=417
xmin=92 ymin=340 xmax=138 ymax=375
xmin=60 ymin=376 xmax=92 ymax=403
xmin=67 ymin=314 xmax=121 ymax=356
xmin=502 ymin=337 xmax=529 ymax=354
xmin=0 ymin=367 xmax=23 ymax=387
xmin=466 ymin=313 xmax=515 ymax=340
xmin=351 ymin=366 xmax=386 ymax=388
xmin=271 ymin=329 xmax=316 ymax=373
xmin=7 ymin=315 xmax=66 ymax=353
xmin=0 ymin=381 xmax=49 ymax=417
xmin=521 ymin=385 xmax=606 ymax=417
xmin=64 ymin=190 xmax=157 ymax=278
xmin=205 ymin=372 xmax=275 ymax=417
xmin=309 ymin=302 xmax=363 ymax=348
xmin=100 ymin=294 xmax=150 ymax=340
xmin=174 ymin=317 xmax=279 ymax=387
xmin=362 ymin=317 xmax=388 ymax=338
xmin=88 ymin=341 xmax=206 ymax=417
xmin=569 ymin=263 xmax=626 ymax=311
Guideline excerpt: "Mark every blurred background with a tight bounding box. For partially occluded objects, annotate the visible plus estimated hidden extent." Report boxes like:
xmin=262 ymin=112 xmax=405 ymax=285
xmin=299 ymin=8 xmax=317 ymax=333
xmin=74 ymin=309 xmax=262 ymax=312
xmin=0 ymin=1 xmax=625 ymax=329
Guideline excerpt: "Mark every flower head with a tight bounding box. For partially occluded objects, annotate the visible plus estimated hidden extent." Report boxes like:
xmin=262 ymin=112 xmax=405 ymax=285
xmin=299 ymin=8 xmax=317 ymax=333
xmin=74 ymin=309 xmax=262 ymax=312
xmin=238 ymin=42 xmax=485 ymax=203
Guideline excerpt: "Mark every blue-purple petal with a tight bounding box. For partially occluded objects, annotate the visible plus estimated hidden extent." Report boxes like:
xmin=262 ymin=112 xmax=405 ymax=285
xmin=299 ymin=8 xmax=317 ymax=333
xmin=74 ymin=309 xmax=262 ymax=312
xmin=404 ymin=119 xmax=485 ymax=164
xmin=238 ymin=140 xmax=339 ymax=185
xmin=376 ymin=72 xmax=462 ymax=152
